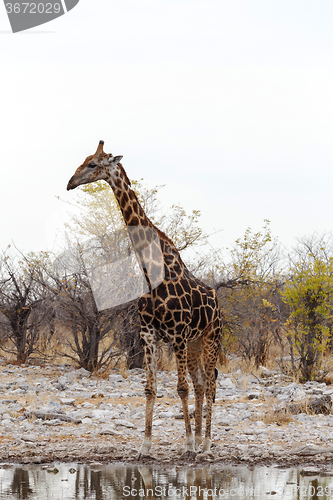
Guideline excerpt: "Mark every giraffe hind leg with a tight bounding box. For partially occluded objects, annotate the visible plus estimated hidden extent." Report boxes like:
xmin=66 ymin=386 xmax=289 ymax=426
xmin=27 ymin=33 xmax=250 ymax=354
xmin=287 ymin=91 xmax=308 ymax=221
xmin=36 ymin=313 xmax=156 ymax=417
xmin=174 ymin=342 xmax=196 ymax=456
xmin=187 ymin=338 xmax=205 ymax=451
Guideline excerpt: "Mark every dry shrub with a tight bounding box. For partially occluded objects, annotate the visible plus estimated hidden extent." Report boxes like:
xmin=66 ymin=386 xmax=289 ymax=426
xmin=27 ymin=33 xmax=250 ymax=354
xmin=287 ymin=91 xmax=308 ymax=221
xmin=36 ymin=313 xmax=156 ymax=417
xmin=219 ymin=357 xmax=250 ymax=375
xmin=251 ymin=398 xmax=294 ymax=426
xmin=322 ymin=372 xmax=333 ymax=385
xmin=120 ymin=363 xmax=129 ymax=379
xmin=261 ymin=407 xmax=294 ymax=425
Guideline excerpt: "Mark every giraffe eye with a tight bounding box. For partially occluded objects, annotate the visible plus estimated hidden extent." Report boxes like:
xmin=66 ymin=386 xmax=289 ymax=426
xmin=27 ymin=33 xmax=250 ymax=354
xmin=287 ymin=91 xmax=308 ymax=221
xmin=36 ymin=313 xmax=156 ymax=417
xmin=88 ymin=163 xmax=96 ymax=168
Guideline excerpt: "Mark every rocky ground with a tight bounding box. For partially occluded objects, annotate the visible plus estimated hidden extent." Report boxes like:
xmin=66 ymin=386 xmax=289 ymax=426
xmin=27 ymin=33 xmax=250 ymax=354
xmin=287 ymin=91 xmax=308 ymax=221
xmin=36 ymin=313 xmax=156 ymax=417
xmin=1 ymin=361 xmax=333 ymax=467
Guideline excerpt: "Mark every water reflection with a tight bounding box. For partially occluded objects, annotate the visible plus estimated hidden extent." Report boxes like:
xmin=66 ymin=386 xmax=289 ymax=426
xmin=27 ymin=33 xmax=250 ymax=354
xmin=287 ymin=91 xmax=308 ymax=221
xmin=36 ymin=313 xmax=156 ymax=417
xmin=11 ymin=468 xmax=33 ymax=499
xmin=0 ymin=463 xmax=332 ymax=500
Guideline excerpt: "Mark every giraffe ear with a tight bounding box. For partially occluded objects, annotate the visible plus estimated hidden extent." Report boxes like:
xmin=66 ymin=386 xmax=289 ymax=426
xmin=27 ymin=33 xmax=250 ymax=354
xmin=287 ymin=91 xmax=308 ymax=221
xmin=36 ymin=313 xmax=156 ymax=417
xmin=112 ymin=156 xmax=123 ymax=163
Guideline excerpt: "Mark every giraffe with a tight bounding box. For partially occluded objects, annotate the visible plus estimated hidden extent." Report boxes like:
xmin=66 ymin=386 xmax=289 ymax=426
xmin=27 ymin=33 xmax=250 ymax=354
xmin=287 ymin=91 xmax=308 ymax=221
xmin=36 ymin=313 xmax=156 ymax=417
xmin=67 ymin=140 xmax=222 ymax=457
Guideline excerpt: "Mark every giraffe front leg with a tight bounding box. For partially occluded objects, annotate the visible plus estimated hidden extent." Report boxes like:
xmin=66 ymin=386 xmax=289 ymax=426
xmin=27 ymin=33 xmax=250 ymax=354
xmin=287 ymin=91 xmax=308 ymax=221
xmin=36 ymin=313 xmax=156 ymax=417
xmin=202 ymin=324 xmax=220 ymax=452
xmin=174 ymin=344 xmax=195 ymax=456
xmin=138 ymin=467 xmax=154 ymax=500
xmin=200 ymin=364 xmax=215 ymax=452
xmin=138 ymin=331 xmax=157 ymax=458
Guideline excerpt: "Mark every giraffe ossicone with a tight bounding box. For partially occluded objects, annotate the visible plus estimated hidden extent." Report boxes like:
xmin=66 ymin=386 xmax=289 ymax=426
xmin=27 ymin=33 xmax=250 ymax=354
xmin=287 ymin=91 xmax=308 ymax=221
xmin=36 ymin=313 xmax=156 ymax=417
xmin=67 ymin=140 xmax=222 ymax=458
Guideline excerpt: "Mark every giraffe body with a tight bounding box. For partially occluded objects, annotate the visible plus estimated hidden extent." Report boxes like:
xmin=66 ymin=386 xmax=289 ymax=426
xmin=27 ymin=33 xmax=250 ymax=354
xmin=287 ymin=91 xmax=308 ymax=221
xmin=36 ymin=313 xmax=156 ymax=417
xmin=67 ymin=141 xmax=222 ymax=456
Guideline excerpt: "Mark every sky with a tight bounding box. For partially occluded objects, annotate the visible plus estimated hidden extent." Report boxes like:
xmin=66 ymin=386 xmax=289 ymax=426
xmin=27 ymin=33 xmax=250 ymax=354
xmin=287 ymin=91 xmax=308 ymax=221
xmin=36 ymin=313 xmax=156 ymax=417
xmin=1 ymin=0 xmax=333 ymax=259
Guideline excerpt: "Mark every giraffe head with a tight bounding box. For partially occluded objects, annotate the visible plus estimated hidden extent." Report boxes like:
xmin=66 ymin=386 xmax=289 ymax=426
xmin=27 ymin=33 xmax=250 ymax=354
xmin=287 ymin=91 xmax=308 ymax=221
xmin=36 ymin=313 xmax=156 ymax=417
xmin=67 ymin=140 xmax=125 ymax=191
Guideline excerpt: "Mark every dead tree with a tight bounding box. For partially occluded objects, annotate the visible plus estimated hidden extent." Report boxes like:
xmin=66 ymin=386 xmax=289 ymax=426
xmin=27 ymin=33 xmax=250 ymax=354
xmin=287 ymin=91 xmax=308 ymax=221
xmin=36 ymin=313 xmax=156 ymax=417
xmin=0 ymin=249 xmax=51 ymax=363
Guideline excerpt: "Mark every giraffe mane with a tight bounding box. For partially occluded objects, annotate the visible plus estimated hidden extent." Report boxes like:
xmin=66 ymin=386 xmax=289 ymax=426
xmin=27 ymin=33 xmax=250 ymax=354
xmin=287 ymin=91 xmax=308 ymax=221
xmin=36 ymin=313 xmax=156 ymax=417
xmin=155 ymin=226 xmax=181 ymax=254
xmin=117 ymin=163 xmax=131 ymax=186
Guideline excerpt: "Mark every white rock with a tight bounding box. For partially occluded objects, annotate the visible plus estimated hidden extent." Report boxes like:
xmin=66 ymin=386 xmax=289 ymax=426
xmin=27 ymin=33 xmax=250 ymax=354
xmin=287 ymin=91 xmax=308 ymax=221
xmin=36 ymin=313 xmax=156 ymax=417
xmin=77 ymin=368 xmax=90 ymax=378
xmin=247 ymin=392 xmax=262 ymax=400
xmin=158 ymin=411 xmax=174 ymax=418
xmin=82 ymin=402 xmax=94 ymax=409
xmin=109 ymin=374 xmax=124 ymax=384
xmin=154 ymin=419 xmax=165 ymax=427
xmin=90 ymin=410 xmax=112 ymax=419
xmin=109 ymin=392 xmax=122 ymax=398
xmin=100 ymin=427 xmax=120 ymax=436
xmin=45 ymin=401 xmax=64 ymax=414
xmin=8 ymin=389 xmax=25 ymax=395
xmin=42 ymin=419 xmax=63 ymax=426
xmin=276 ymin=394 xmax=290 ymax=402
xmin=21 ymin=434 xmax=39 ymax=442
xmin=82 ymin=418 xmax=93 ymax=425
xmin=219 ymin=378 xmax=235 ymax=389
xmin=57 ymin=376 xmax=68 ymax=385
xmin=61 ymin=398 xmax=75 ymax=406
xmin=132 ymin=412 xmax=145 ymax=420
xmin=237 ymin=444 xmax=249 ymax=454
xmin=113 ymin=419 xmax=135 ymax=429
xmin=2 ymin=419 xmax=12 ymax=426
xmin=290 ymin=388 xmax=307 ymax=401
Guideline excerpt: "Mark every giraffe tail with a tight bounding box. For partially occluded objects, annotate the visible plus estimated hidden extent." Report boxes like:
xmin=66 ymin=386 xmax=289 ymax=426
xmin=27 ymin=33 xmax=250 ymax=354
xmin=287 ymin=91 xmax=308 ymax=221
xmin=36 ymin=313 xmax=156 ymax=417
xmin=213 ymin=368 xmax=218 ymax=403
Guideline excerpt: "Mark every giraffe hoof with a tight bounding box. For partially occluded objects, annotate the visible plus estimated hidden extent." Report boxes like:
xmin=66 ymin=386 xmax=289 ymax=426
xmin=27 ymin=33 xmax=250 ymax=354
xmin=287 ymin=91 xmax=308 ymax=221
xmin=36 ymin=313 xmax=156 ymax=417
xmin=184 ymin=450 xmax=196 ymax=459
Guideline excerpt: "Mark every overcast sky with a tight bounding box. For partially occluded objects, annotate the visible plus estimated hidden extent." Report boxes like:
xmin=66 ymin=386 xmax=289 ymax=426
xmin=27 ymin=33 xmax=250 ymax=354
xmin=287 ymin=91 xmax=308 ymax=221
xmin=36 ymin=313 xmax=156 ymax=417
xmin=1 ymin=0 xmax=333 ymax=258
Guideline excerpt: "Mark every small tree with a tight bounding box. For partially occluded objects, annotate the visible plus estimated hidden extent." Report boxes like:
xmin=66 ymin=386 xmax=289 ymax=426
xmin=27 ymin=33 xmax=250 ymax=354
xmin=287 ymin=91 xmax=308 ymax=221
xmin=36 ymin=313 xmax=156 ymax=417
xmin=0 ymin=248 xmax=51 ymax=363
xmin=216 ymin=221 xmax=283 ymax=365
xmin=281 ymin=257 xmax=333 ymax=381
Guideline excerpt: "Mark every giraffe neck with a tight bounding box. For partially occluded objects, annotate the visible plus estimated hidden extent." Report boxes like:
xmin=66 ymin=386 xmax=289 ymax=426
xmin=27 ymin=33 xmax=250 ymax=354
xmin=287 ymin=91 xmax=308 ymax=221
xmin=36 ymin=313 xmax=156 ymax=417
xmin=107 ymin=176 xmax=151 ymax=229
xmin=107 ymin=171 xmax=186 ymax=288
xmin=107 ymin=175 xmax=166 ymax=289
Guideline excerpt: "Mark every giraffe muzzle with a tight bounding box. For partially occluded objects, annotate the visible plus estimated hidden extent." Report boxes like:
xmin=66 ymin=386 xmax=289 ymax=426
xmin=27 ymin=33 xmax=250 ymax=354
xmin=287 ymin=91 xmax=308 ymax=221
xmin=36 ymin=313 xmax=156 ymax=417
xmin=67 ymin=176 xmax=77 ymax=190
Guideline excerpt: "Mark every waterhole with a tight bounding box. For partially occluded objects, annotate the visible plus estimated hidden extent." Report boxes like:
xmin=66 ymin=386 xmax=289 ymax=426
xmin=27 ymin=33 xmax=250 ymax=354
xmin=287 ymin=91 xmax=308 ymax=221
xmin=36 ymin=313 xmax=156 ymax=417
xmin=0 ymin=463 xmax=332 ymax=499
